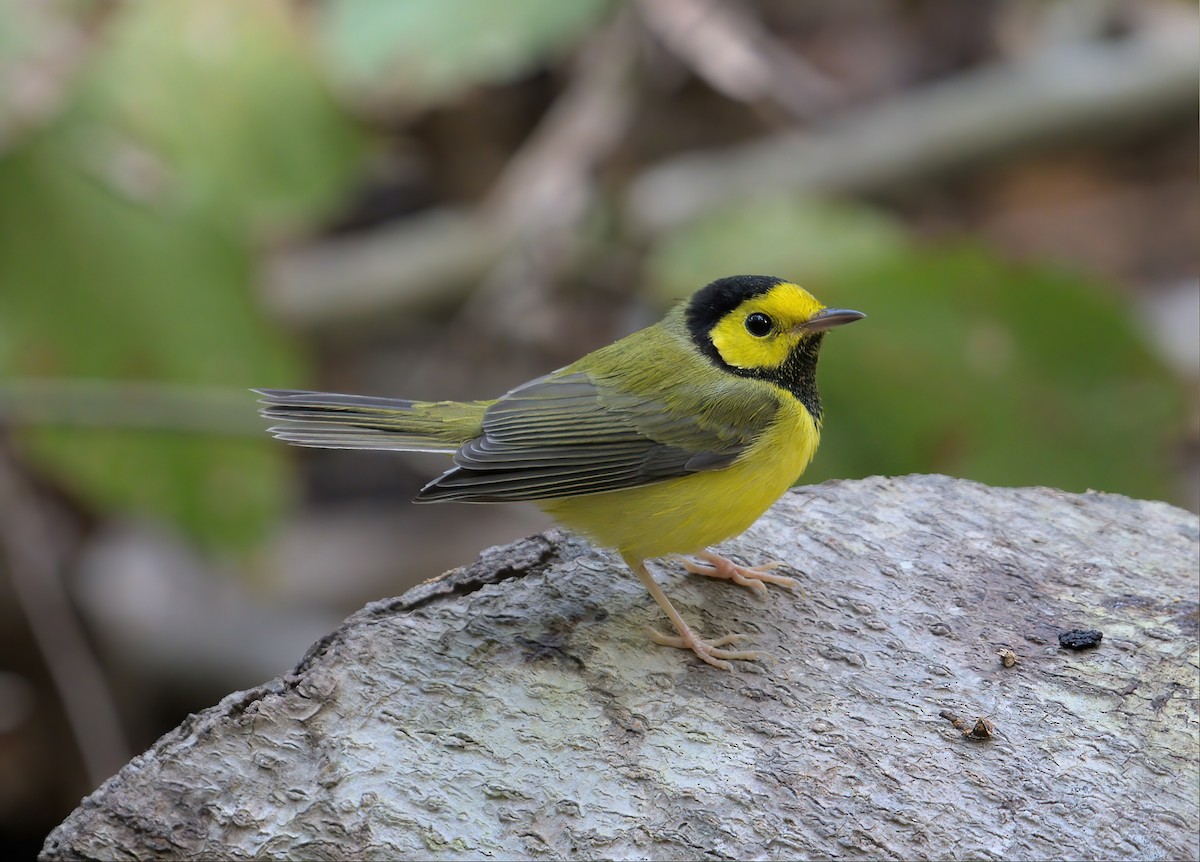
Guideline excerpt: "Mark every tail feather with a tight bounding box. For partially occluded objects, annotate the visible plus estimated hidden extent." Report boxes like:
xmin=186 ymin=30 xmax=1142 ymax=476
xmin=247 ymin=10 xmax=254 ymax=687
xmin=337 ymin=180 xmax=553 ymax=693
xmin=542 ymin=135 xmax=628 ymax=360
xmin=254 ymin=388 xmax=481 ymax=454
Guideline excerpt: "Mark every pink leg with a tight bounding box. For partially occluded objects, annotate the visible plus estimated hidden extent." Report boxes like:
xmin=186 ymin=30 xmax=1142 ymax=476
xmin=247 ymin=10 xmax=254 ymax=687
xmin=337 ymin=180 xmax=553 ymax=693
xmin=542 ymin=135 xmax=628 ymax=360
xmin=625 ymin=557 xmax=763 ymax=671
xmin=682 ymin=551 xmax=797 ymax=594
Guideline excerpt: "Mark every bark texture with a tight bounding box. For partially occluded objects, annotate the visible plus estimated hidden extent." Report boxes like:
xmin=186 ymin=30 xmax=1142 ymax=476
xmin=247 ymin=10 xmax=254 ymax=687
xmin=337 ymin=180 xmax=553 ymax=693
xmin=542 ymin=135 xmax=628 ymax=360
xmin=41 ymin=475 xmax=1200 ymax=860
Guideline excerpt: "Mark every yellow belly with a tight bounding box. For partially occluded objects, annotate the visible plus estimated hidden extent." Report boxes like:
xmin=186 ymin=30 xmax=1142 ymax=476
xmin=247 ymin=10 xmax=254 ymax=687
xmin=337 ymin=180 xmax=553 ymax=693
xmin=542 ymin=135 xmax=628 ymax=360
xmin=540 ymin=398 xmax=819 ymax=561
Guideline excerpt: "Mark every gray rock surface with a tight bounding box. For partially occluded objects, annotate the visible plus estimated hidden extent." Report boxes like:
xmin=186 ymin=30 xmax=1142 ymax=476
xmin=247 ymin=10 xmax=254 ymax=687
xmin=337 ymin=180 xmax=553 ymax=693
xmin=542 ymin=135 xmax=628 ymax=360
xmin=41 ymin=475 xmax=1200 ymax=860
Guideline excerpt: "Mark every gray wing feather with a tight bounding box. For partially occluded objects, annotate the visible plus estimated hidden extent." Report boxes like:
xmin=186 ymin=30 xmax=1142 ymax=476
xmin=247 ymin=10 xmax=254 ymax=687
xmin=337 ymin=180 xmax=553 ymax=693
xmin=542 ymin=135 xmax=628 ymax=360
xmin=418 ymin=371 xmax=775 ymax=503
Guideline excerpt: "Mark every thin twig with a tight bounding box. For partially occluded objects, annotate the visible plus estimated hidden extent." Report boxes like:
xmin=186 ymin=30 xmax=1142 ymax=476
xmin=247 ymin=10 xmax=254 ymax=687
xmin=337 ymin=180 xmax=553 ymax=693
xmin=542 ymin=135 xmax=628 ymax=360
xmin=0 ymin=445 xmax=131 ymax=788
xmin=483 ymin=8 xmax=638 ymax=233
xmin=0 ymin=379 xmax=264 ymax=435
xmin=451 ymin=9 xmax=639 ymax=345
xmin=626 ymin=23 xmax=1197 ymax=232
xmin=262 ymin=12 xmax=638 ymax=336
xmin=634 ymin=0 xmax=841 ymax=120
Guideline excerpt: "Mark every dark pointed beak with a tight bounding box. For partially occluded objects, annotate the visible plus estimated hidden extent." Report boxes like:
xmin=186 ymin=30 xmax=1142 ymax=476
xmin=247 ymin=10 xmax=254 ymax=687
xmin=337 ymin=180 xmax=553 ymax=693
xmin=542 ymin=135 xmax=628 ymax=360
xmin=801 ymin=307 xmax=866 ymax=333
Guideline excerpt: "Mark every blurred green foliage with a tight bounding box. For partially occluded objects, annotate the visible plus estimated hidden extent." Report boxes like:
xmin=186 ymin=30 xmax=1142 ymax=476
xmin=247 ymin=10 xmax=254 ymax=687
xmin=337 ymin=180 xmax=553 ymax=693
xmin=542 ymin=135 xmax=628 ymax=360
xmin=648 ymin=198 xmax=1186 ymax=501
xmin=0 ymin=3 xmax=363 ymax=547
xmin=0 ymin=2 xmax=1188 ymax=552
xmin=320 ymin=0 xmax=611 ymax=106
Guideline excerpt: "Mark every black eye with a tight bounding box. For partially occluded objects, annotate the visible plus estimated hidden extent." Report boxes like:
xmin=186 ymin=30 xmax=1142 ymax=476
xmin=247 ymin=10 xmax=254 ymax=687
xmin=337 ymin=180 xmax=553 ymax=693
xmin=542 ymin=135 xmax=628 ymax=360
xmin=745 ymin=312 xmax=772 ymax=337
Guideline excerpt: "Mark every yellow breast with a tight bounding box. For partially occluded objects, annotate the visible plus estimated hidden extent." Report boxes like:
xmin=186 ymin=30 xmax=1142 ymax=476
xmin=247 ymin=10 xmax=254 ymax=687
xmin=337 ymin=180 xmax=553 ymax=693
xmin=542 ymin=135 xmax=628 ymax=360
xmin=540 ymin=395 xmax=819 ymax=561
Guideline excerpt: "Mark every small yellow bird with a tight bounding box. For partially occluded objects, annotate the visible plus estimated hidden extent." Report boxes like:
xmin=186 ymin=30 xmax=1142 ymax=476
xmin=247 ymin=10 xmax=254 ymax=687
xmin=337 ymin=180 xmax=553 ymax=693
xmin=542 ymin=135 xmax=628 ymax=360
xmin=257 ymin=275 xmax=863 ymax=669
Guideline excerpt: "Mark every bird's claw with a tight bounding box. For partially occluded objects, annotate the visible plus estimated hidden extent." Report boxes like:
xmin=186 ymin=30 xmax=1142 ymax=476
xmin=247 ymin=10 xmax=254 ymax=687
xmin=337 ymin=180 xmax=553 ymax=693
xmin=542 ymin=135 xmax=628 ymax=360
xmin=682 ymin=552 xmax=798 ymax=594
xmin=645 ymin=626 xmax=764 ymax=671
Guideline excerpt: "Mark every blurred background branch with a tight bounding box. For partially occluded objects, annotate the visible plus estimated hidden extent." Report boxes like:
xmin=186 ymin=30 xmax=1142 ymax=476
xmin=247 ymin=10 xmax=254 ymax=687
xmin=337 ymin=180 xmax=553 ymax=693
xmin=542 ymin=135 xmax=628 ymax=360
xmin=263 ymin=16 xmax=1196 ymax=329
xmin=633 ymin=0 xmax=844 ymax=119
xmin=0 ymin=0 xmax=1196 ymax=855
xmin=0 ymin=449 xmax=129 ymax=789
xmin=0 ymin=380 xmax=261 ymax=435
xmin=628 ymin=19 xmax=1197 ymax=232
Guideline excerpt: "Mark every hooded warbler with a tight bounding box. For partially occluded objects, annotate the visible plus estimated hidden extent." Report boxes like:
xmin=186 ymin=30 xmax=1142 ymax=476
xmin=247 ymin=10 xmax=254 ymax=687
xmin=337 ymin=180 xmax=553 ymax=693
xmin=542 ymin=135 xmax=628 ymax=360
xmin=257 ymin=275 xmax=863 ymax=669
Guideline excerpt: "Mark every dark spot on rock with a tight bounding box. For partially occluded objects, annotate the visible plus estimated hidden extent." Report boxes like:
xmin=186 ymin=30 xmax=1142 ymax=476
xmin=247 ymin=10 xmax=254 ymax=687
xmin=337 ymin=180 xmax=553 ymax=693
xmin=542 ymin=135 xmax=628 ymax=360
xmin=516 ymin=635 xmax=585 ymax=668
xmin=1172 ymin=602 xmax=1199 ymax=636
xmin=1058 ymin=628 xmax=1103 ymax=650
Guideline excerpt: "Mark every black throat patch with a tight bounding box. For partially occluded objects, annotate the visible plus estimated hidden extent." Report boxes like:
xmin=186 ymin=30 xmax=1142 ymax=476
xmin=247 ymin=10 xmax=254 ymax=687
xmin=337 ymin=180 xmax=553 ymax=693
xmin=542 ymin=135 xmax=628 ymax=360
xmin=684 ymin=275 xmax=825 ymax=423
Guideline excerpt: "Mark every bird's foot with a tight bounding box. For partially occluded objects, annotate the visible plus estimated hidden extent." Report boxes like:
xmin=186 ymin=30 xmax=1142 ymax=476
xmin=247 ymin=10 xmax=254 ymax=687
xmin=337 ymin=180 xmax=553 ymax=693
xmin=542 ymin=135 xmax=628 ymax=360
xmin=646 ymin=626 xmax=764 ymax=671
xmin=682 ymin=551 xmax=797 ymax=595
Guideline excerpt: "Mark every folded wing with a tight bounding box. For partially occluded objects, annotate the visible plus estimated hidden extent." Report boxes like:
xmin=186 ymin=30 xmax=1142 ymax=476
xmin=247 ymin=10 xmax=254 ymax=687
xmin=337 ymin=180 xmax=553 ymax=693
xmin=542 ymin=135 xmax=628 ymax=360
xmin=418 ymin=371 xmax=777 ymax=502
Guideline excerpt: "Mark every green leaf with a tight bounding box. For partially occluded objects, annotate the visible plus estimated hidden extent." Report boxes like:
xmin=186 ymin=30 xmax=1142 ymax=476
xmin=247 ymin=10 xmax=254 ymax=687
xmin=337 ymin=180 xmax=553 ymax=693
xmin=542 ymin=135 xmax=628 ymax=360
xmin=320 ymin=0 xmax=612 ymax=105
xmin=0 ymin=141 xmax=303 ymax=547
xmin=816 ymin=244 xmax=1185 ymax=504
xmin=74 ymin=2 xmax=364 ymax=231
xmin=0 ymin=2 xmax=368 ymax=548
xmin=646 ymin=197 xmax=909 ymax=305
